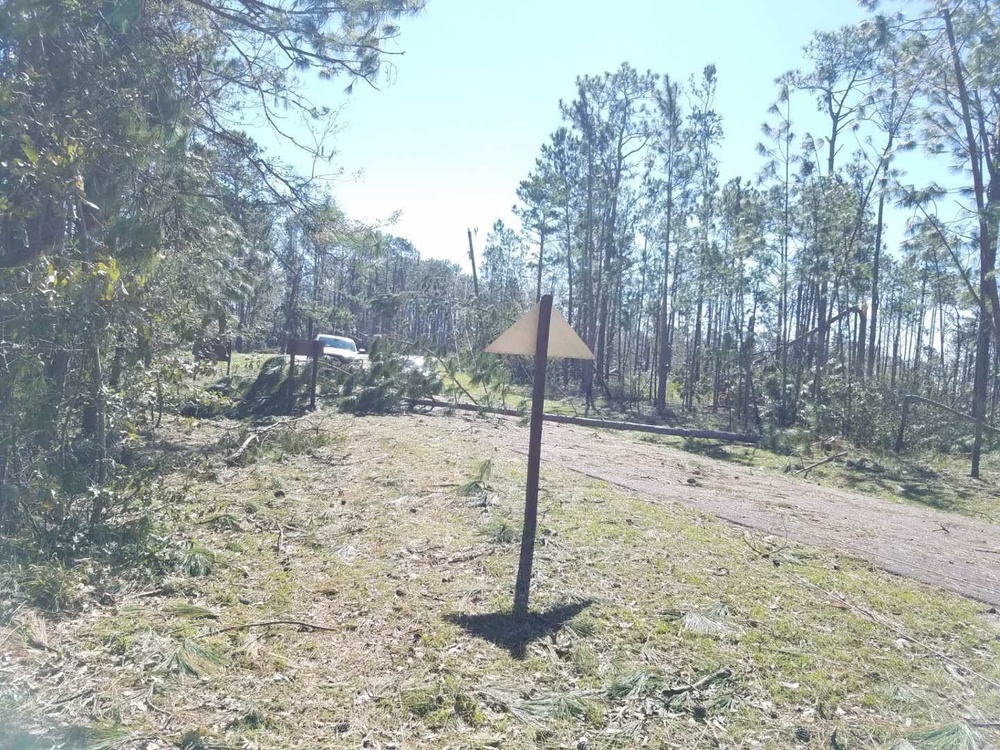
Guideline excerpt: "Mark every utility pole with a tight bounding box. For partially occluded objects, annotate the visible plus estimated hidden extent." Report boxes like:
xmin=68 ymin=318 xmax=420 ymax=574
xmin=467 ymin=229 xmax=480 ymax=298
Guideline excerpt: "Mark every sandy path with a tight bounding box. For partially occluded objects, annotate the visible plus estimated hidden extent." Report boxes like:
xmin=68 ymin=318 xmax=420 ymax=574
xmin=475 ymin=417 xmax=1000 ymax=607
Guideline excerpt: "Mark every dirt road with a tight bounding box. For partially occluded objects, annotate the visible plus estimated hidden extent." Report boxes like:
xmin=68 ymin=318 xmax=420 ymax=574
xmin=464 ymin=415 xmax=1000 ymax=607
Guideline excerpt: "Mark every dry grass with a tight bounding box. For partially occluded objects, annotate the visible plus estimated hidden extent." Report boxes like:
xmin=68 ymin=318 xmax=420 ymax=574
xmin=647 ymin=434 xmax=1000 ymax=525
xmin=1 ymin=411 xmax=998 ymax=749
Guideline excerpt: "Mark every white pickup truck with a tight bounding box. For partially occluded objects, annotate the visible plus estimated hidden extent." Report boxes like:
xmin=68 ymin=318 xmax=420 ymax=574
xmin=315 ymin=334 xmax=366 ymax=369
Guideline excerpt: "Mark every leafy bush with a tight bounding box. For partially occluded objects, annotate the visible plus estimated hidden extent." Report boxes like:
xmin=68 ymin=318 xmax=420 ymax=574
xmin=19 ymin=561 xmax=85 ymax=613
xmin=172 ymin=343 xmax=444 ymax=419
xmin=0 ymin=476 xmax=217 ymax=615
xmin=337 ymin=338 xmax=442 ymax=415
xmin=179 ymin=375 xmax=248 ymax=418
xmin=235 ymin=356 xmax=302 ymax=417
xmin=762 ymin=427 xmax=814 ymax=457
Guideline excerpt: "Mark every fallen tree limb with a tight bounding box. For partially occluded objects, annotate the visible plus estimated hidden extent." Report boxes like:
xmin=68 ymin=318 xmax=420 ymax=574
xmin=409 ymin=399 xmax=760 ymax=444
xmin=200 ymin=619 xmax=340 ymax=637
xmin=225 ymin=416 xmax=309 ymax=465
xmin=794 ymin=452 xmax=847 ymax=476
xmin=425 ymin=349 xmax=481 ymax=407
xmin=895 ymin=394 xmax=1000 ymax=453
xmin=225 ymin=433 xmax=261 ymax=465
xmin=661 ymin=668 xmax=732 ymax=696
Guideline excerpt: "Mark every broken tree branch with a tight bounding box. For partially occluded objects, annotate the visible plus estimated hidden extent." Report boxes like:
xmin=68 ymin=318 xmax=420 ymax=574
xmin=895 ymin=393 xmax=1000 ymax=453
xmin=661 ymin=668 xmax=732 ymax=696
xmin=200 ymin=619 xmax=340 ymax=637
xmin=409 ymin=399 xmax=759 ymax=444
xmin=794 ymin=452 xmax=847 ymax=476
xmin=225 ymin=415 xmax=310 ymax=465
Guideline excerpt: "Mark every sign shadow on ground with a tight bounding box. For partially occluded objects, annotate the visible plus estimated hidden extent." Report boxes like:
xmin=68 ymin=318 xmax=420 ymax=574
xmin=445 ymin=599 xmax=592 ymax=659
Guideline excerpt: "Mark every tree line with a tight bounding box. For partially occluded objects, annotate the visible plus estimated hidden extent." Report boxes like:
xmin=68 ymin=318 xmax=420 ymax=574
xmin=3 ymin=0 xmax=1000 ymax=541
xmin=477 ymin=1 xmax=1000 ymax=476
xmin=0 ymin=0 xmax=473 ymax=535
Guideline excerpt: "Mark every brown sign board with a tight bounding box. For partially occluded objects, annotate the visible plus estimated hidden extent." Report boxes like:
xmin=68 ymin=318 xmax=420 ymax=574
xmin=485 ymin=302 xmax=594 ymax=360
xmin=285 ymin=338 xmax=324 ymax=358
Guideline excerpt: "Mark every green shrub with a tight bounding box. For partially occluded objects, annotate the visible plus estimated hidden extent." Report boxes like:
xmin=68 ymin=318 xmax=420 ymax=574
xmin=337 ymin=338 xmax=442 ymax=415
xmin=235 ymin=356 xmax=301 ymax=417
xmin=20 ymin=561 xmax=84 ymax=613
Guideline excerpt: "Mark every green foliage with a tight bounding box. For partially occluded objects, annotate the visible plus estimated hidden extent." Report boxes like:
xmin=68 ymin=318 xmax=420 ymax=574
xmin=0 ymin=0 xmax=426 ymax=565
xmin=459 ymin=459 xmax=495 ymax=497
xmin=165 ymin=603 xmax=218 ymax=620
xmin=177 ymin=375 xmax=249 ymax=419
xmin=440 ymin=350 xmax=517 ymax=408
xmin=1 ymin=469 xmax=176 ymax=564
xmin=236 ymin=356 xmax=296 ymax=418
xmin=337 ymin=338 xmax=442 ymax=415
xmin=177 ymin=541 xmax=215 ymax=578
xmin=62 ymin=723 xmax=133 ymax=750
xmin=893 ymin=723 xmax=985 ymax=750
xmin=606 ymin=671 xmax=665 ymax=700
xmin=230 ymin=708 xmax=280 ymax=732
xmin=484 ymin=518 xmax=518 ymax=545
xmin=19 ymin=561 xmax=85 ymax=613
xmin=402 ymin=688 xmax=443 ymax=718
xmin=511 ymin=692 xmax=603 ymax=725
xmin=160 ymin=638 xmax=225 ymax=678
xmin=400 ymin=683 xmax=486 ymax=729
xmin=761 ymin=427 xmax=813 ymax=457
xmin=454 ymin=693 xmax=485 ymax=728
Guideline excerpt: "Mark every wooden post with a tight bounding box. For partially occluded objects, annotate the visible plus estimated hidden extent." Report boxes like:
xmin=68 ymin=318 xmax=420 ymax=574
xmin=513 ymin=294 xmax=553 ymax=618
xmin=309 ymin=341 xmax=320 ymax=410
xmin=287 ymin=351 xmax=296 ymax=415
xmin=485 ymin=297 xmax=593 ymax=615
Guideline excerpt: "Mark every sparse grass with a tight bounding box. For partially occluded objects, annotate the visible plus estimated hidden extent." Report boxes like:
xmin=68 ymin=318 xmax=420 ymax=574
xmin=177 ymin=541 xmax=215 ymax=577
xmin=1 ymin=410 xmax=997 ymax=749
xmin=483 ymin=516 xmax=519 ymax=545
xmin=159 ymin=638 xmax=226 ymax=677
xmin=19 ymin=561 xmax=84 ymax=613
xmin=895 ymin=722 xmax=989 ymax=750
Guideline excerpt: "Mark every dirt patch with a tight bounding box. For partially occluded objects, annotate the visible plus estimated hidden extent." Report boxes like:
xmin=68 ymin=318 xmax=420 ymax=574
xmin=457 ymin=413 xmax=1000 ymax=608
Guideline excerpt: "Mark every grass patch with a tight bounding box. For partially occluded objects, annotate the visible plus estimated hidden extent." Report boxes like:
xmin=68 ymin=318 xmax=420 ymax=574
xmin=159 ymin=638 xmax=226 ymax=677
xmin=1 ymin=411 xmax=996 ymax=749
xmin=895 ymin=723 xmax=988 ymax=750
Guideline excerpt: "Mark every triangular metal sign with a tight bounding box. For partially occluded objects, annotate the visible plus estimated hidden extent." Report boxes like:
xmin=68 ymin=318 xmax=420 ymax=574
xmin=485 ymin=302 xmax=595 ymax=360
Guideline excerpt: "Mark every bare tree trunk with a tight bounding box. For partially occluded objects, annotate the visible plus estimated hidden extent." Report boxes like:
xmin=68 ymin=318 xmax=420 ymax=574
xmin=656 ymin=198 xmax=674 ymax=413
xmin=687 ymin=286 xmax=704 ymax=410
xmin=867 ymin=190 xmax=886 ymax=376
xmin=535 ymin=226 xmax=545 ymax=303
xmin=912 ymin=271 xmax=927 ymax=389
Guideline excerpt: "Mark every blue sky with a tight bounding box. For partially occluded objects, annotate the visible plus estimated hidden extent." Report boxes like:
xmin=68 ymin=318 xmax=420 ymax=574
xmin=260 ymin=0 xmax=871 ymax=268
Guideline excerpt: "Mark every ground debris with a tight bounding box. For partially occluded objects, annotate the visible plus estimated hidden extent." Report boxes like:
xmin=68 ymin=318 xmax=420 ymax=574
xmin=3 ymin=411 xmax=998 ymax=749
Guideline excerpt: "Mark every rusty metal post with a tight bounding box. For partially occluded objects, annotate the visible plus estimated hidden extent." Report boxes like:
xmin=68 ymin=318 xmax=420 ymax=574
xmin=513 ymin=293 xmax=553 ymax=618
